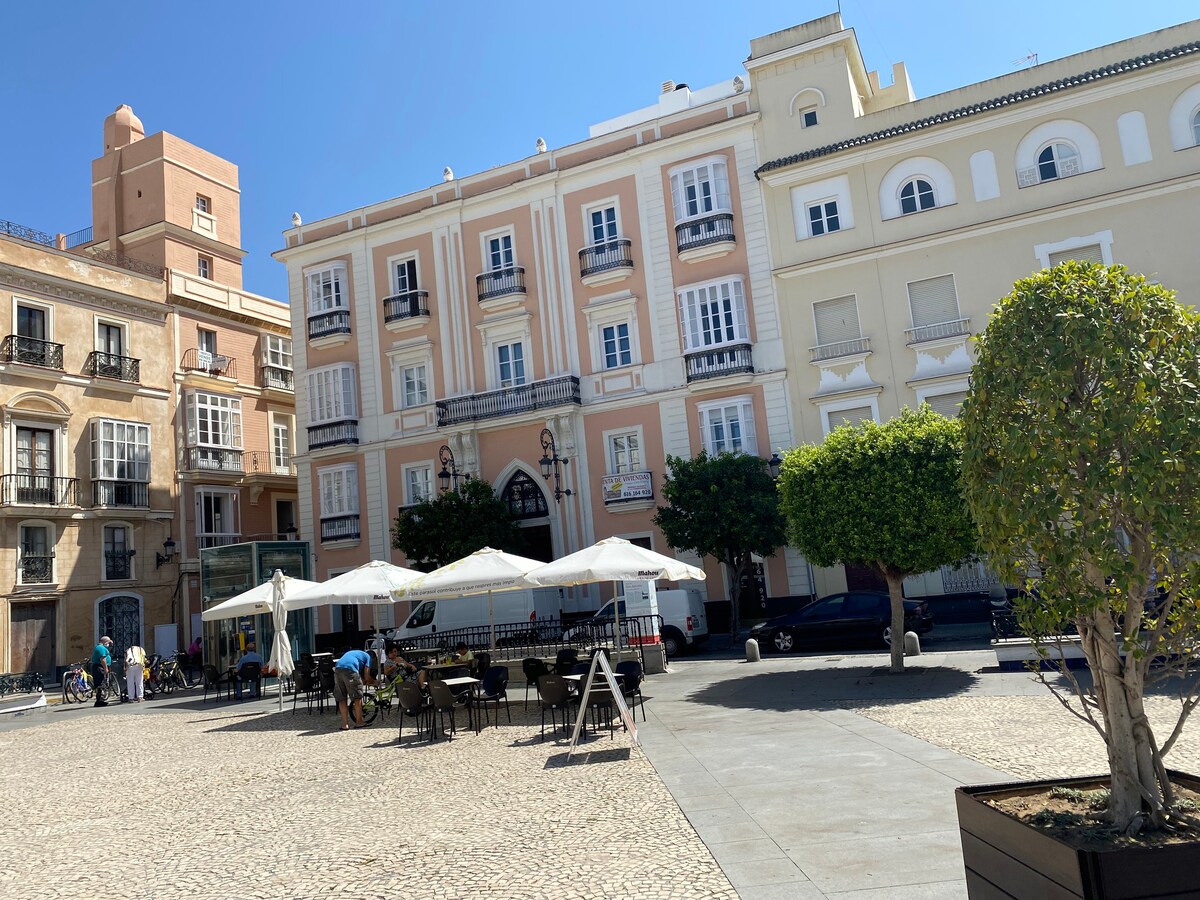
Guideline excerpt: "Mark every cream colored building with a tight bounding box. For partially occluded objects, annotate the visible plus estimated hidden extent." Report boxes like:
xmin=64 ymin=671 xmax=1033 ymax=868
xmin=747 ymin=14 xmax=1200 ymax=597
xmin=1 ymin=106 xmax=295 ymax=679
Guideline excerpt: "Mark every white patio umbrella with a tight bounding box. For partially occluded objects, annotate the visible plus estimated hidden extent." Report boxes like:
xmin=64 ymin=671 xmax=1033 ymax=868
xmin=524 ymin=537 xmax=706 ymax=650
xmin=266 ymin=569 xmax=296 ymax=712
xmin=200 ymin=574 xmax=320 ymax=621
xmin=392 ymin=547 xmax=548 ymax=649
xmin=285 ymin=559 xmax=423 ymax=610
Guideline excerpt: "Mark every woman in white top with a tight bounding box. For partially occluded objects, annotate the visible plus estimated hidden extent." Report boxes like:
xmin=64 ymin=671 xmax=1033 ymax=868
xmin=125 ymin=644 xmax=147 ymax=702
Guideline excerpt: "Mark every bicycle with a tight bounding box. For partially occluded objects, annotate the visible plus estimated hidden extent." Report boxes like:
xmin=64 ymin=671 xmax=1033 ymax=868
xmin=358 ymin=673 xmax=406 ymax=725
xmin=62 ymin=662 xmax=93 ymax=703
xmin=99 ymin=669 xmax=123 ymax=703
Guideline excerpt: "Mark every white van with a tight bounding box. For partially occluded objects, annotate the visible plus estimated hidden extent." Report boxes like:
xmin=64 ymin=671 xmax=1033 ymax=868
xmin=386 ymin=588 xmax=561 ymax=643
xmin=573 ymin=589 xmax=708 ymax=657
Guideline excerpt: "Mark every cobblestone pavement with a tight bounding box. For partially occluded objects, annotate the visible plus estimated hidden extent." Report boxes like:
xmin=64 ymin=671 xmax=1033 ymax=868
xmin=848 ymin=693 xmax=1200 ymax=782
xmin=0 ymin=700 xmax=736 ymax=900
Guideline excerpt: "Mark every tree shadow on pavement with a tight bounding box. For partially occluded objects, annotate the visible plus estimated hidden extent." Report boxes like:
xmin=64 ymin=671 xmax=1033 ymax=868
xmin=686 ymin=665 xmax=979 ymax=713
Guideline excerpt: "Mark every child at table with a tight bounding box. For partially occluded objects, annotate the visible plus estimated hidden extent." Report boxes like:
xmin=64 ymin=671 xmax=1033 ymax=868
xmin=452 ymin=643 xmax=474 ymax=665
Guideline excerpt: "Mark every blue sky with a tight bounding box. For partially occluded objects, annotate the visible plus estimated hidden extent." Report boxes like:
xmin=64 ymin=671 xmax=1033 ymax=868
xmin=0 ymin=1 xmax=1193 ymax=300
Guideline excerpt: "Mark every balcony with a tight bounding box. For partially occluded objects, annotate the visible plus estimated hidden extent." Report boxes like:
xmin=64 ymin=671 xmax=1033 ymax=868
xmin=180 ymin=348 xmax=237 ymax=380
xmin=104 ymin=550 xmax=135 ymax=581
xmin=436 ymin=375 xmax=581 ymax=427
xmin=579 ymin=240 xmax=634 ymax=286
xmin=383 ymin=290 xmax=430 ymax=325
xmin=684 ymin=343 xmax=754 ymax=383
xmin=308 ymin=309 xmax=351 ymax=341
xmin=810 ymin=337 xmax=871 ymax=363
xmin=92 ymin=480 xmax=149 ymax=508
xmin=2 ymin=335 xmax=64 ymax=370
xmin=675 ymin=212 xmax=736 ymax=261
xmin=321 ymin=514 xmax=361 ymax=543
xmin=476 ymin=267 xmax=526 ymax=303
xmin=184 ymin=447 xmax=244 ymax=473
xmin=85 ymin=351 xmax=140 ymax=383
xmin=246 ymin=450 xmax=296 ymax=477
xmin=1 ymin=475 xmax=78 ymax=507
xmin=905 ymin=318 xmax=971 ymax=345
xmin=261 ymin=364 xmax=294 ymax=392
xmin=19 ymin=555 xmax=54 ymax=585
xmin=198 ymin=534 xmax=241 ymax=550
xmin=308 ymin=420 xmax=359 ymax=450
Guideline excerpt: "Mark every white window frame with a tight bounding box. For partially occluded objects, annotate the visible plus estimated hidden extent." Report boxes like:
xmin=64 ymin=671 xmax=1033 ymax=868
xmin=600 ymin=322 xmax=633 ymax=370
xmin=819 ymin=395 xmax=881 ymax=437
xmin=805 ymin=198 xmax=841 ymax=237
xmin=185 ymin=392 xmax=243 ymax=450
xmin=195 ymin=195 xmax=210 ymax=213
xmin=401 ymin=363 xmax=429 ymax=408
xmin=402 ymin=463 xmax=433 ymax=505
xmin=899 ymin=177 xmax=938 ymax=215
xmin=1033 ymin=230 xmax=1114 ymax=270
xmin=305 ymin=364 xmax=358 ymax=425
xmin=94 ymin=317 xmax=129 ymax=357
xmin=915 ymin=378 xmax=971 ymax=419
xmin=262 ymin=334 xmax=293 ymax=370
xmin=91 ymin=418 xmax=151 ymax=483
xmin=197 ymin=328 xmax=217 ymax=356
xmin=605 ymin=426 xmax=645 ymax=474
xmin=800 ymin=106 xmax=819 ymax=128
xmin=582 ymin=293 xmax=640 ymax=375
xmin=195 ymin=488 xmax=240 ymax=544
xmin=197 ymin=254 xmax=212 ymax=280
xmin=1015 ymin=120 xmax=1102 ymax=187
xmin=879 ymin=157 xmax=957 ymax=220
xmin=304 ymin=261 xmax=349 ymax=315
xmin=101 ymin=522 xmax=135 ymax=582
xmin=318 ymin=464 xmax=359 ymax=519
xmin=387 ymin=252 xmax=421 ymax=295
xmin=1035 ymin=141 xmax=1081 ymax=183
xmin=17 ymin=520 xmax=56 ymax=587
xmin=496 ymin=341 xmax=526 ymax=388
xmin=697 ymin=396 xmax=758 ymax=456
xmin=478 ymin=314 xmax=534 ymax=391
xmin=669 ymin=156 xmax=732 ymax=225
xmin=482 ymin=230 xmax=516 ymax=273
xmin=271 ymin=417 xmax=293 ymax=474
xmin=789 ymin=175 xmax=854 ymax=242
xmin=584 ymin=200 xmax=622 ymax=247
xmin=13 ymin=296 xmax=54 ymax=342
xmin=677 ymin=278 xmax=749 ymax=352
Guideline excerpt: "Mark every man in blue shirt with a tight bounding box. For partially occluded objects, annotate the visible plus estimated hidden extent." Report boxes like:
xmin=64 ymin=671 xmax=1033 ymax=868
xmin=90 ymin=636 xmax=113 ymax=708
xmin=235 ymin=642 xmax=265 ymax=699
xmin=333 ymin=648 xmax=376 ymax=730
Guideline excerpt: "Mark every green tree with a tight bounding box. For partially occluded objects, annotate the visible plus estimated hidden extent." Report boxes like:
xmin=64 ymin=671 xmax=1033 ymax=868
xmin=391 ymin=478 xmax=524 ymax=572
xmin=778 ymin=406 xmax=976 ymax=673
xmin=961 ymin=262 xmax=1200 ymax=834
xmin=653 ymin=452 xmax=786 ymax=639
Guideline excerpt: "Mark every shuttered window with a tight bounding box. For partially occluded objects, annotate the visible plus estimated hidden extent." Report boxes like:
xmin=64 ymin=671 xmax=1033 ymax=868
xmin=1048 ymin=244 xmax=1103 ymax=267
xmin=907 ymin=275 xmax=960 ymax=328
xmin=925 ymin=391 xmax=968 ymax=419
xmin=829 ymin=406 xmax=875 ymax=429
xmin=813 ymin=296 xmax=861 ymax=346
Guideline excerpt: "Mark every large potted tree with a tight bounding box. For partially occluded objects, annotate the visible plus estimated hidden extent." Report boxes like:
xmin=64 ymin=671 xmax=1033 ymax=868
xmin=958 ymin=262 xmax=1200 ymax=898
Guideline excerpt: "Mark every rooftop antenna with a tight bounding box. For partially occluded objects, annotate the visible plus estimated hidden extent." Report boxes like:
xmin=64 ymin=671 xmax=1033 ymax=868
xmin=1012 ymin=50 xmax=1039 ymax=69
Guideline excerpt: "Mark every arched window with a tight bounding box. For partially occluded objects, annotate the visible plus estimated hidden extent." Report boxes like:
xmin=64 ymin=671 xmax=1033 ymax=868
xmin=899 ymin=178 xmax=936 ymax=214
xmin=1193 ymin=109 xmax=1200 ymax=146
xmin=1037 ymin=142 xmax=1080 ymax=182
xmin=501 ymin=471 xmax=548 ymax=520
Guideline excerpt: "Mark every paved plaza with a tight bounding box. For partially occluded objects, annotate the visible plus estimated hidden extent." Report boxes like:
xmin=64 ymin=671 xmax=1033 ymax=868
xmin=3 ymin=648 xmax=1198 ymax=899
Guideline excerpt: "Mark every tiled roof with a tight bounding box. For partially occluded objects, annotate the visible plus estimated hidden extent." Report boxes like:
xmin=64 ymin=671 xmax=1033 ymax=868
xmin=755 ymin=41 xmax=1200 ymax=178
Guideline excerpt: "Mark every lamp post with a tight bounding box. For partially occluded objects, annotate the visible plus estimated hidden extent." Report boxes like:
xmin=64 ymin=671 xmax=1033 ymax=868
xmin=437 ymin=444 xmax=470 ymax=493
xmin=285 ymin=523 xmax=298 ymax=540
xmin=155 ymin=536 xmax=177 ymax=569
xmin=538 ymin=428 xmax=573 ymax=502
xmin=767 ymin=452 xmax=782 ymax=480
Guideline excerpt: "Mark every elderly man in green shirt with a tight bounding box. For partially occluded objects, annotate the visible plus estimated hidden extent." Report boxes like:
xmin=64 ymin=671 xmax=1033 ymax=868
xmin=90 ymin=636 xmax=113 ymax=707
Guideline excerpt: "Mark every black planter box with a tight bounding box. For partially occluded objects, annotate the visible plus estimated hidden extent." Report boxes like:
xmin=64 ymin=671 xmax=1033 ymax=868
xmin=957 ymin=771 xmax=1200 ymax=899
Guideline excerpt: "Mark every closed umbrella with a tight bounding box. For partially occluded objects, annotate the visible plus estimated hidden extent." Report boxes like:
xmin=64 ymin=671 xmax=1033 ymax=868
xmin=285 ymin=559 xmax=422 ymax=610
xmin=524 ymin=537 xmax=706 ymax=650
xmin=392 ymin=547 xmax=547 ymax=649
xmin=266 ymin=569 xmax=296 ymax=712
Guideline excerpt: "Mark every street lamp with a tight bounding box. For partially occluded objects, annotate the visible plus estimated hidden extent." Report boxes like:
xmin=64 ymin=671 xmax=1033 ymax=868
xmin=767 ymin=452 xmax=782 ymax=480
xmin=285 ymin=523 xmax=298 ymax=540
xmin=437 ymin=444 xmax=470 ymax=493
xmin=539 ymin=428 xmax=573 ymax=502
xmin=155 ymin=536 xmax=177 ymax=569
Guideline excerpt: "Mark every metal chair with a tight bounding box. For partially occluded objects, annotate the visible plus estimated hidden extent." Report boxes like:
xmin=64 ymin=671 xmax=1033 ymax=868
xmin=615 ymin=660 xmax=645 ymax=721
xmin=428 ymin=679 xmax=473 ymax=741
xmin=291 ymin=668 xmax=319 ymax=715
xmin=395 ymin=680 xmax=432 ymax=744
xmin=536 ymin=674 xmax=572 ymax=741
xmin=472 ymin=665 xmax=510 ymax=727
xmin=201 ymin=665 xmax=233 ymax=703
xmin=522 ymin=657 xmax=550 ymax=709
xmin=235 ymin=662 xmax=262 ymax=700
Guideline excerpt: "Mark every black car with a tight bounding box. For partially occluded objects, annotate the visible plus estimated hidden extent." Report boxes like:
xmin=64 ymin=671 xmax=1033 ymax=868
xmin=749 ymin=591 xmax=934 ymax=654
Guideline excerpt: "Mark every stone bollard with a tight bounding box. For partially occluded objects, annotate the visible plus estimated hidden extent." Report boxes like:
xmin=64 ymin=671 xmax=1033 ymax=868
xmin=904 ymin=631 xmax=921 ymax=657
xmin=745 ymin=638 xmax=761 ymax=662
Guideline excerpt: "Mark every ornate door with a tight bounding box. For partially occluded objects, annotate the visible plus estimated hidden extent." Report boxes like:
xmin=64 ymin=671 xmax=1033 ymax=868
xmin=97 ymin=595 xmax=142 ymax=667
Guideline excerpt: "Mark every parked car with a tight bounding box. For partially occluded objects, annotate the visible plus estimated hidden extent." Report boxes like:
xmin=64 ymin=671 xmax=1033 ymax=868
xmin=749 ymin=591 xmax=933 ymax=653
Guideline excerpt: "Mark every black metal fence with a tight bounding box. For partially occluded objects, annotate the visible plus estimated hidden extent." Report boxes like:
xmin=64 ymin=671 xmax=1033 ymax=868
xmin=476 ymin=266 xmax=526 ymax=302
xmin=579 ymin=240 xmax=633 ymax=278
xmin=308 ymin=309 xmax=352 ymax=339
xmin=436 ymin=375 xmax=580 ymax=426
xmin=85 ymin=350 xmax=140 ymax=383
xmin=383 ymin=289 xmax=430 ymax=323
xmin=684 ymin=343 xmax=754 ymax=382
xmin=675 ymin=212 xmax=735 ymax=253
xmin=2 ymin=335 xmax=64 ymax=369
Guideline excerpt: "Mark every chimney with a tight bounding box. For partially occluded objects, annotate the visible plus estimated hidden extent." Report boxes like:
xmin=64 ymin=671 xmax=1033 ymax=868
xmin=661 ymin=80 xmax=676 ymax=94
xmin=103 ymin=104 xmax=145 ymax=153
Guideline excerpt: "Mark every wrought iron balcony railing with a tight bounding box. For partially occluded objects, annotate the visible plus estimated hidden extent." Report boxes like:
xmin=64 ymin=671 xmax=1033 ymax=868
xmin=64 ymin=226 xmax=93 ymax=248
xmin=247 ymin=450 xmax=295 ymax=477
xmin=476 ymin=267 xmax=526 ymax=302
xmin=905 ymin=318 xmax=971 ymax=344
xmin=579 ymin=240 xmax=634 ymax=279
xmin=1 ymin=475 xmax=78 ymax=506
xmin=308 ymin=309 xmax=351 ymax=340
xmin=180 ymin=348 xmax=237 ymax=379
xmin=92 ymin=479 xmax=150 ymax=508
xmin=436 ymin=375 xmax=581 ymax=427
xmin=19 ymin=554 xmax=54 ymax=584
xmin=2 ymin=335 xmax=64 ymax=370
xmin=104 ymin=550 xmax=135 ymax=580
xmin=809 ymin=336 xmax=871 ymax=362
xmin=675 ymin=212 xmax=736 ymax=254
xmin=81 ymin=248 xmax=165 ymax=279
xmin=261 ymin=364 xmax=294 ymax=391
xmin=684 ymin=343 xmax=754 ymax=383
xmin=383 ymin=290 xmax=430 ymax=323
xmin=184 ymin=447 xmax=244 ymax=473
xmin=85 ymin=351 xmax=140 ymax=383
xmin=0 ymin=218 xmax=55 ymax=247
xmin=321 ymin=515 xmax=361 ymax=543
xmin=307 ymin=420 xmax=359 ymax=450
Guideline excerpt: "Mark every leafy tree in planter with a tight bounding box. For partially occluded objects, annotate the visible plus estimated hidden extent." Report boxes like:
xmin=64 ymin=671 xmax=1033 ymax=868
xmin=392 ymin=478 xmax=524 ymax=572
xmin=653 ymin=452 xmax=786 ymax=639
xmin=778 ymin=406 xmax=976 ymax=674
xmin=961 ymin=262 xmax=1200 ymax=834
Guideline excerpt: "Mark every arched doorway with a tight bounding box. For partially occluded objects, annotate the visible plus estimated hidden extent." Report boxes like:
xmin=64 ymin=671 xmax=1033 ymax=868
xmin=96 ymin=594 xmax=142 ymax=667
xmin=501 ymin=471 xmax=553 ymax=562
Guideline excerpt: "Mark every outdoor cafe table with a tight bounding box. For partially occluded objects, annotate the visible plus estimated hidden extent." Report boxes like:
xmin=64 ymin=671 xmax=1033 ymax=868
xmin=424 ymin=661 xmax=472 ymax=679
xmin=563 ymin=671 xmax=623 ymax=693
xmin=435 ymin=676 xmax=481 ymax=735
